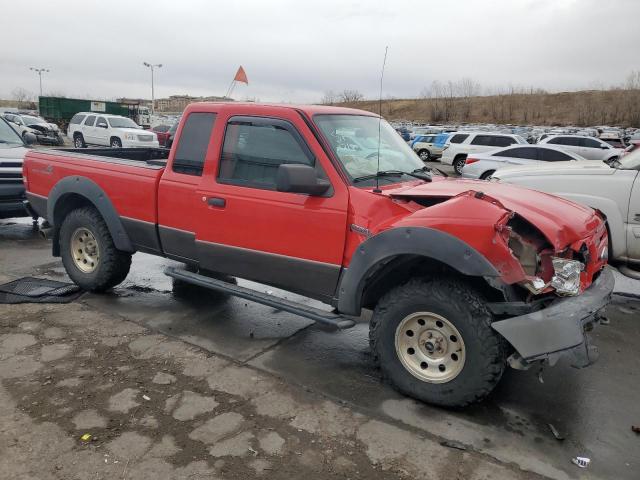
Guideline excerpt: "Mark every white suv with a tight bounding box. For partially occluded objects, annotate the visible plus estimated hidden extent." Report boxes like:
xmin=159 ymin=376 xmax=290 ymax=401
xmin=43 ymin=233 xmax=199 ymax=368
xmin=441 ymin=132 xmax=528 ymax=174
xmin=539 ymin=135 xmax=623 ymax=162
xmin=67 ymin=113 xmax=159 ymax=149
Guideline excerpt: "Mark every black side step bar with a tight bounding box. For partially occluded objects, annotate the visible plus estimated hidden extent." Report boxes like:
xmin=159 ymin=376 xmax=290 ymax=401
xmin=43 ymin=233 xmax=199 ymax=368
xmin=165 ymin=267 xmax=356 ymax=330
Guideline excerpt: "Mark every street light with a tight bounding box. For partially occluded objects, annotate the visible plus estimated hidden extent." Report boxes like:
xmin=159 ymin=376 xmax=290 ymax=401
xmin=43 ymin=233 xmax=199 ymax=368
xmin=143 ymin=62 xmax=162 ymax=115
xmin=30 ymin=67 xmax=49 ymax=97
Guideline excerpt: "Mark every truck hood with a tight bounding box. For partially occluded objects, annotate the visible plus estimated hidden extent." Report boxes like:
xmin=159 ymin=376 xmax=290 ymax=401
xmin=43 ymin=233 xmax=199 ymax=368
xmin=386 ymin=177 xmax=600 ymax=248
xmin=0 ymin=145 xmax=28 ymax=161
xmin=493 ymin=160 xmax=612 ymax=178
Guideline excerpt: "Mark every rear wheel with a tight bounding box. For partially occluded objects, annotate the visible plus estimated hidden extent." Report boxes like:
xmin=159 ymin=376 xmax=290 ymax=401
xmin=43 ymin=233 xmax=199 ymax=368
xmin=418 ymin=149 xmax=431 ymax=161
xmin=73 ymin=133 xmax=86 ymax=148
xmin=60 ymin=206 xmax=131 ymax=292
xmin=369 ymin=278 xmax=506 ymax=407
xmin=453 ymin=156 xmax=466 ymax=175
xmin=110 ymin=137 xmax=122 ymax=148
xmin=480 ymin=170 xmax=495 ymax=180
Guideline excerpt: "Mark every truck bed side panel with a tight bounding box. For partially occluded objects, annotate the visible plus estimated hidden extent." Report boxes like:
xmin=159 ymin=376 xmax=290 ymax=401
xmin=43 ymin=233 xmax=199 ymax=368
xmin=24 ymin=150 xmax=164 ymax=252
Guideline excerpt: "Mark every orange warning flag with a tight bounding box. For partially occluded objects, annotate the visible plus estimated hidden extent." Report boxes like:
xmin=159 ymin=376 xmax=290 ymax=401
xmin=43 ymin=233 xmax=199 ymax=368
xmin=234 ymin=66 xmax=248 ymax=85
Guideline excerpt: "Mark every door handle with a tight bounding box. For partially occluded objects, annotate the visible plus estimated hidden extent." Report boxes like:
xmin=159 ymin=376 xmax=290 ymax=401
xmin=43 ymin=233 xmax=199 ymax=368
xmin=206 ymin=197 xmax=226 ymax=208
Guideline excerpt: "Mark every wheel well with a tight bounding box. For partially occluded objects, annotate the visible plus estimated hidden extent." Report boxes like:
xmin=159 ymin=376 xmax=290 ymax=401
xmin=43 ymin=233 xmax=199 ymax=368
xmin=454 ymin=154 xmax=467 ymax=161
xmin=480 ymin=170 xmax=495 ymax=180
xmin=418 ymin=148 xmax=429 ymax=154
xmin=51 ymin=193 xmax=96 ymax=256
xmin=110 ymin=136 xmax=121 ymax=143
xmin=360 ymin=254 xmax=507 ymax=310
xmin=73 ymin=132 xmax=82 ymax=138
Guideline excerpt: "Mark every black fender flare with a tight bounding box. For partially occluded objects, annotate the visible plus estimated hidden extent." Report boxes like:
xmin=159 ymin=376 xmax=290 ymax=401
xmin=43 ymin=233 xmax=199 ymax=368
xmin=336 ymin=227 xmax=500 ymax=315
xmin=47 ymin=175 xmax=134 ymax=254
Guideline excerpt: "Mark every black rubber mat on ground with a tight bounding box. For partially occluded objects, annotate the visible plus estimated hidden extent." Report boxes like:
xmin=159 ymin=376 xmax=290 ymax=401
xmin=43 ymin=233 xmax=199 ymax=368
xmin=0 ymin=277 xmax=83 ymax=304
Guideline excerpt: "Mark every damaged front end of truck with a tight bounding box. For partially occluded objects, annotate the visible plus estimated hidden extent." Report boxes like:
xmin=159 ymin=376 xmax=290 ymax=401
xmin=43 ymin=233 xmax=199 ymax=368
xmin=384 ymin=184 xmax=614 ymax=372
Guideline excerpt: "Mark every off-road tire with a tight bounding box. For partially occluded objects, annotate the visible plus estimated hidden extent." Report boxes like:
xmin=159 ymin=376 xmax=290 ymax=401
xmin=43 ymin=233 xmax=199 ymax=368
xmin=453 ymin=156 xmax=466 ymax=175
xmin=59 ymin=206 xmax=131 ymax=292
xmin=74 ymin=133 xmax=86 ymax=148
xmin=369 ymin=278 xmax=507 ymax=407
xmin=480 ymin=170 xmax=495 ymax=180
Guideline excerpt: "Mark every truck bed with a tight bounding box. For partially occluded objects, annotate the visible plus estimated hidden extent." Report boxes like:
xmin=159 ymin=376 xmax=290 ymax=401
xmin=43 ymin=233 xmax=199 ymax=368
xmin=24 ymin=147 xmax=168 ymax=230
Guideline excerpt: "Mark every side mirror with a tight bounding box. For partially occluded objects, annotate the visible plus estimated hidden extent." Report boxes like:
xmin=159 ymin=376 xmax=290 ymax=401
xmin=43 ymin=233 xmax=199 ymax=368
xmin=276 ymin=164 xmax=330 ymax=196
xmin=97 ymin=122 xmax=108 ymax=128
xmin=23 ymin=132 xmax=37 ymax=145
xmin=600 ymin=144 xmax=609 ymax=149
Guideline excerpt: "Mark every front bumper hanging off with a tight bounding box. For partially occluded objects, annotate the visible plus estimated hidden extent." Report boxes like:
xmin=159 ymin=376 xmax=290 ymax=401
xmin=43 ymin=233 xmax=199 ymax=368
xmin=492 ymin=267 xmax=615 ymax=368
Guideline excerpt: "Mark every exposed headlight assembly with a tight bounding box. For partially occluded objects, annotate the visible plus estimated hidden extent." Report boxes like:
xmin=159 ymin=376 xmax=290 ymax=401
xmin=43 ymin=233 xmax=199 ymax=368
xmin=550 ymin=257 xmax=584 ymax=296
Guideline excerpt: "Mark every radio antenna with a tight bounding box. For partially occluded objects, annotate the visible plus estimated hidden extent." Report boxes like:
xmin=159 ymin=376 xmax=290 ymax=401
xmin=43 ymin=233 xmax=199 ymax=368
xmin=373 ymin=46 xmax=388 ymax=194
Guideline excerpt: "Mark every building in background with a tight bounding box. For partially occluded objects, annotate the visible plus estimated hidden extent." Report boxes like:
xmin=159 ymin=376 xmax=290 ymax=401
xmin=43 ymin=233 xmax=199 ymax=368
xmin=154 ymin=95 xmax=230 ymax=113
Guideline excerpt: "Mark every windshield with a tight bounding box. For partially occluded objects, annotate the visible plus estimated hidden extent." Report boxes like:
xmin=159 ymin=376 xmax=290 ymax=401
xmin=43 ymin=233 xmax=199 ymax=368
xmin=0 ymin=118 xmax=24 ymax=146
xmin=21 ymin=115 xmax=45 ymax=124
xmin=314 ymin=114 xmax=424 ymax=185
xmin=617 ymin=148 xmax=640 ymax=170
xmin=108 ymin=117 xmax=140 ymax=129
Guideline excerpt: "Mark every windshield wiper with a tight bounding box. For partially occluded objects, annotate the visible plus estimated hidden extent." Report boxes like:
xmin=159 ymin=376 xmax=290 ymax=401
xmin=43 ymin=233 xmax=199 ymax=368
xmin=413 ymin=165 xmax=448 ymax=178
xmin=353 ymin=169 xmax=432 ymax=183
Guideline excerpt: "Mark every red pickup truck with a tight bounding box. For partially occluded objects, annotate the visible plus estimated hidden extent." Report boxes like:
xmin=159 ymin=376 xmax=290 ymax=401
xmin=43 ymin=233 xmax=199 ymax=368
xmin=23 ymin=103 xmax=613 ymax=407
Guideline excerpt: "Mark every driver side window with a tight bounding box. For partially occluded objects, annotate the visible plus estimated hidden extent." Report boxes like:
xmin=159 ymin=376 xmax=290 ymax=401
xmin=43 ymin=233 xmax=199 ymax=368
xmin=218 ymin=117 xmax=316 ymax=191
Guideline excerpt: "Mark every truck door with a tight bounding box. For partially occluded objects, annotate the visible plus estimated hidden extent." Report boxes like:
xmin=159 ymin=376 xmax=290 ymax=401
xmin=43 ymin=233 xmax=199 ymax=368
xmin=626 ymin=171 xmax=640 ymax=261
xmin=157 ymin=111 xmax=218 ymax=264
xmin=195 ymin=111 xmax=349 ymax=302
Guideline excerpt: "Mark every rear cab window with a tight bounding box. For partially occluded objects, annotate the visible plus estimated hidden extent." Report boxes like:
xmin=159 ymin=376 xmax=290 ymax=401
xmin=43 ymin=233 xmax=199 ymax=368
xmin=172 ymin=112 xmax=217 ymax=176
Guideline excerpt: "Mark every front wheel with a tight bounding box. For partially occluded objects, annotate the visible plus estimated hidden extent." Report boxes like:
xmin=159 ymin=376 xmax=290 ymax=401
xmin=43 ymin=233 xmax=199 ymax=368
xmin=59 ymin=206 xmax=132 ymax=292
xmin=369 ymin=278 xmax=506 ymax=407
xmin=480 ymin=170 xmax=495 ymax=180
xmin=453 ymin=156 xmax=466 ymax=175
xmin=110 ymin=137 xmax=122 ymax=148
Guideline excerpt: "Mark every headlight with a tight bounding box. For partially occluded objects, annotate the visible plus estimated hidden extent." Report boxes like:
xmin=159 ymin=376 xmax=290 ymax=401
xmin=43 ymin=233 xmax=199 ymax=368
xmin=550 ymin=257 xmax=583 ymax=296
xmin=124 ymin=133 xmax=137 ymax=140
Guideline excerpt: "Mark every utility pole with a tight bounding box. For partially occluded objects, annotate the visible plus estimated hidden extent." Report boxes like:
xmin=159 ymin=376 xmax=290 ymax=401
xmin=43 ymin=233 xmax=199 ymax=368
xmin=143 ymin=62 xmax=162 ymax=115
xmin=30 ymin=67 xmax=49 ymax=97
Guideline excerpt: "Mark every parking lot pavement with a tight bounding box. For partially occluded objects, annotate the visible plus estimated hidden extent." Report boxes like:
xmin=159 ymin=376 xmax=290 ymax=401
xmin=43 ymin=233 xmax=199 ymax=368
xmin=1 ymin=218 xmax=639 ymax=479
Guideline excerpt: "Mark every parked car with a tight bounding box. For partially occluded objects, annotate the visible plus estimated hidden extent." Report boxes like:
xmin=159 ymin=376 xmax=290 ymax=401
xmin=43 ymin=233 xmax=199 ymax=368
xmin=441 ymin=132 xmax=528 ymax=174
xmin=395 ymin=126 xmax=411 ymax=142
xmin=411 ymin=134 xmax=446 ymax=161
xmin=539 ymin=135 xmax=623 ymax=162
xmin=2 ymin=113 xmax=64 ymax=146
xmin=165 ymin=121 xmax=179 ymax=149
xmin=622 ymin=140 xmax=640 ymax=157
xmin=0 ymin=117 xmax=37 ymax=219
xmin=462 ymin=145 xmax=586 ymax=179
xmin=152 ymin=124 xmax=171 ymax=147
xmin=24 ymin=102 xmax=612 ymax=407
xmin=67 ymin=113 xmax=158 ymax=148
xmin=492 ymin=151 xmax=640 ymax=267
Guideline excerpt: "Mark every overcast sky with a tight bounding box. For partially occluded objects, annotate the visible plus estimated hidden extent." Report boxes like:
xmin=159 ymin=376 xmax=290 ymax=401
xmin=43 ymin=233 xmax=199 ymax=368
xmin=1 ymin=0 xmax=638 ymax=103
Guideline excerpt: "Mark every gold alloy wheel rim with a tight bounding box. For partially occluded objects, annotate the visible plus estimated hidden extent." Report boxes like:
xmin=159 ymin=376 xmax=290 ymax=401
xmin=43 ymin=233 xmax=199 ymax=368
xmin=395 ymin=312 xmax=466 ymax=384
xmin=71 ymin=227 xmax=100 ymax=273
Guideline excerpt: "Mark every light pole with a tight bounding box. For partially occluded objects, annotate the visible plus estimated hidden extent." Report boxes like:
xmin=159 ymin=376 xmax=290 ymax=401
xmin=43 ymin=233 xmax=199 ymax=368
xmin=30 ymin=67 xmax=49 ymax=97
xmin=143 ymin=62 xmax=162 ymax=115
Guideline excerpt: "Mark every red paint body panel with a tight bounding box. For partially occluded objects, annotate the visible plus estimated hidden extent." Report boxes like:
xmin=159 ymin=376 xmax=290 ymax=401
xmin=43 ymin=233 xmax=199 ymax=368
xmin=24 ymin=150 xmax=161 ymax=224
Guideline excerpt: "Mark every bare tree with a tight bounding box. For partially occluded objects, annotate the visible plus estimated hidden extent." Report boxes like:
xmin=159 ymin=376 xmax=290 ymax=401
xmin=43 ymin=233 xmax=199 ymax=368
xmin=11 ymin=88 xmax=34 ymax=108
xmin=338 ymin=89 xmax=364 ymax=103
xmin=320 ymin=90 xmax=338 ymax=105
